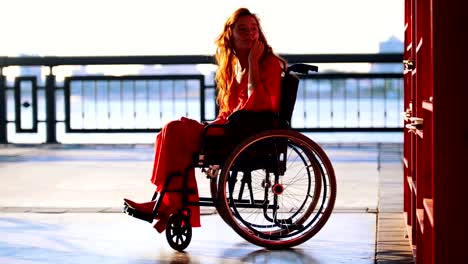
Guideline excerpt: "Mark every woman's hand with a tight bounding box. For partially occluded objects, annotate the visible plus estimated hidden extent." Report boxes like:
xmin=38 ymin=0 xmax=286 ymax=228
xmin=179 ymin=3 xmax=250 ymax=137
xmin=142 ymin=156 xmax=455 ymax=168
xmin=247 ymin=41 xmax=263 ymax=96
xmin=248 ymin=40 xmax=264 ymax=65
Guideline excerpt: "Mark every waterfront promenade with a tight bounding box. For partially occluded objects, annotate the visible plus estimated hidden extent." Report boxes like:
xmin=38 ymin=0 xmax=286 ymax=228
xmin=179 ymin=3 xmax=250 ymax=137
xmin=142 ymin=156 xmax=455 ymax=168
xmin=0 ymin=142 xmax=414 ymax=263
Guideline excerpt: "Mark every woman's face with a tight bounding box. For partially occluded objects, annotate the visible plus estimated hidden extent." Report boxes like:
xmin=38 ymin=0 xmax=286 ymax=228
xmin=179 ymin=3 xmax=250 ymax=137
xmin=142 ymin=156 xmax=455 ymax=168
xmin=232 ymin=15 xmax=260 ymax=52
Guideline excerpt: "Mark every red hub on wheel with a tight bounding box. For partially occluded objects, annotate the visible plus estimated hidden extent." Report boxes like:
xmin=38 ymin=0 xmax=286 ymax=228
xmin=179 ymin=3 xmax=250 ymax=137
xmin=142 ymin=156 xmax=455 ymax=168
xmin=272 ymin=184 xmax=284 ymax=195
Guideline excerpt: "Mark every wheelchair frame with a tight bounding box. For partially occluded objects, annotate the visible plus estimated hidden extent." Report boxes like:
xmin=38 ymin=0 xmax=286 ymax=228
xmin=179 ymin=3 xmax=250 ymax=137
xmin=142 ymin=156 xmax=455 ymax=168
xmin=124 ymin=63 xmax=337 ymax=251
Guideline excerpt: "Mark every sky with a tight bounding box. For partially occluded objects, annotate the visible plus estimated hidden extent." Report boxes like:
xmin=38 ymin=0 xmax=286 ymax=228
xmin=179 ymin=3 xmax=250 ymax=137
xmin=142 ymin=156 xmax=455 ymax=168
xmin=1 ymin=0 xmax=404 ymax=56
xmin=2 ymin=0 xmax=405 ymax=143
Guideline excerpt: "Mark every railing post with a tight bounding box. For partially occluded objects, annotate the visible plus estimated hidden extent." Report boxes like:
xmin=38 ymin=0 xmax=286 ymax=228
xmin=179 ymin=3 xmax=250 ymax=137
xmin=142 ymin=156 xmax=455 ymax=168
xmin=45 ymin=67 xmax=57 ymax=143
xmin=0 ymin=68 xmax=7 ymax=144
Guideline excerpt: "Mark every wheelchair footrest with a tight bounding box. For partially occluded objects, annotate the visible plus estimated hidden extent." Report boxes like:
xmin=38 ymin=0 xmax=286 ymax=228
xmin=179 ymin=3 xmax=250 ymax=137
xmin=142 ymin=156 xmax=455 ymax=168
xmin=123 ymin=203 xmax=154 ymax=223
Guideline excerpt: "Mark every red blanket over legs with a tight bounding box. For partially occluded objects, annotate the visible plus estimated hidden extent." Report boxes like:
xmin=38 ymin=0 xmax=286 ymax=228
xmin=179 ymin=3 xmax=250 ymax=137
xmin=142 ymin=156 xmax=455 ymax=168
xmin=150 ymin=117 xmax=204 ymax=231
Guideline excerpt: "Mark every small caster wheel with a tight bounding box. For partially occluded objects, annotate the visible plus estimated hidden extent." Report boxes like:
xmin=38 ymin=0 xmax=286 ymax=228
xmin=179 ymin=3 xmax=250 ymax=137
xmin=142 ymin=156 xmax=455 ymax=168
xmin=165 ymin=211 xmax=192 ymax=251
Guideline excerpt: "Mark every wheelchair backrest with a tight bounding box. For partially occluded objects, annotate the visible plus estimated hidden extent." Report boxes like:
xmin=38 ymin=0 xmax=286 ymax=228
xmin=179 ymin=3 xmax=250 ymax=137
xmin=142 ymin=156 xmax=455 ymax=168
xmin=279 ymin=64 xmax=318 ymax=127
xmin=279 ymin=71 xmax=300 ymax=127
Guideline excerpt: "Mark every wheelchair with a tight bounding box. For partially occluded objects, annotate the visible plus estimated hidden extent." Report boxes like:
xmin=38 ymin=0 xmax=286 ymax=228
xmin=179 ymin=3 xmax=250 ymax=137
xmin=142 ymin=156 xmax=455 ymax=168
xmin=124 ymin=63 xmax=337 ymax=251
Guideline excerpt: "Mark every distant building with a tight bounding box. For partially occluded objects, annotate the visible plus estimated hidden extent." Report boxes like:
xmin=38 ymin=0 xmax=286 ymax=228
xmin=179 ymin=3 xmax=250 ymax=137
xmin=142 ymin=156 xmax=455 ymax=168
xmin=138 ymin=65 xmax=160 ymax=75
xmin=19 ymin=54 xmax=43 ymax=84
xmin=71 ymin=66 xmax=105 ymax=76
xmin=139 ymin=64 xmax=202 ymax=75
xmin=371 ymin=36 xmax=404 ymax=73
xmin=71 ymin=66 xmax=89 ymax=76
xmin=379 ymin=36 xmax=404 ymax=53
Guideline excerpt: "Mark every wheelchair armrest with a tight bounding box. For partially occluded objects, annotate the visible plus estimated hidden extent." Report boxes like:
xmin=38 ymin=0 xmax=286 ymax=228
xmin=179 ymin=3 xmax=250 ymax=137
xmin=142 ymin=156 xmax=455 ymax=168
xmin=201 ymin=110 xmax=279 ymax=137
xmin=228 ymin=110 xmax=289 ymax=130
xmin=202 ymin=122 xmax=226 ymax=133
xmin=227 ymin=110 xmax=279 ymax=123
xmin=199 ymin=122 xmax=227 ymax=156
xmin=198 ymin=110 xmax=283 ymax=167
xmin=200 ymin=123 xmax=226 ymax=143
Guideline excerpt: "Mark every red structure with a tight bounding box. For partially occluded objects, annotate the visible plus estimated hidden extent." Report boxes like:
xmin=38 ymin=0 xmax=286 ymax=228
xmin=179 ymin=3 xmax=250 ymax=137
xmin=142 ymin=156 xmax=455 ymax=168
xmin=403 ymin=0 xmax=468 ymax=263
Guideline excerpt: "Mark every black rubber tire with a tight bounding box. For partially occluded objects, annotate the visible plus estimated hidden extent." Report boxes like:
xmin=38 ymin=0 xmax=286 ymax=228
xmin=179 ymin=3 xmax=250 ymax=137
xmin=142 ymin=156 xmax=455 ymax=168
xmin=165 ymin=212 xmax=192 ymax=251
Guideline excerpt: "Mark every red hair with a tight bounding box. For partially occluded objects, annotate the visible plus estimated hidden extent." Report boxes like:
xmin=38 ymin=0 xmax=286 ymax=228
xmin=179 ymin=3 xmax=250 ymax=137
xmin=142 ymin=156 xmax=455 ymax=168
xmin=214 ymin=8 xmax=285 ymax=113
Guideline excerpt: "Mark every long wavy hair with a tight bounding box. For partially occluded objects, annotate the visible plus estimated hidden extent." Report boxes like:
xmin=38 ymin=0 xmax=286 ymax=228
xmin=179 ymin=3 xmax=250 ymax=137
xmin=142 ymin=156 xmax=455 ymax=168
xmin=214 ymin=8 xmax=286 ymax=113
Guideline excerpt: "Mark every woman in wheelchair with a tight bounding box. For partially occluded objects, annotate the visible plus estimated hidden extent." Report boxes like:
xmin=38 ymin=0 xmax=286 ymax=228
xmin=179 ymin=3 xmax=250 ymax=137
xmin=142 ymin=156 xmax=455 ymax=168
xmin=124 ymin=7 xmax=287 ymax=233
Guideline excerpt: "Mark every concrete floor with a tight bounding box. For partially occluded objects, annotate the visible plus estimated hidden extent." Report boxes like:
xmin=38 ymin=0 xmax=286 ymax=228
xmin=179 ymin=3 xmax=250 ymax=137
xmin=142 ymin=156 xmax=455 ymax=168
xmin=0 ymin=143 xmax=413 ymax=263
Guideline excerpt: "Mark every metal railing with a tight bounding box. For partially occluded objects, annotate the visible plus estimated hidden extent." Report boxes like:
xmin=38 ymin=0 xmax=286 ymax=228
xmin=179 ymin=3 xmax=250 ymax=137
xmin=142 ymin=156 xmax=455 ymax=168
xmin=0 ymin=53 xmax=403 ymax=144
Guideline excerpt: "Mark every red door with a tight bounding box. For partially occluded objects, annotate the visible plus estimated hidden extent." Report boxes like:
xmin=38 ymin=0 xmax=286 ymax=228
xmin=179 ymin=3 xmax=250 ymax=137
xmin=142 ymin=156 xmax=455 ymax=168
xmin=403 ymin=0 xmax=433 ymax=263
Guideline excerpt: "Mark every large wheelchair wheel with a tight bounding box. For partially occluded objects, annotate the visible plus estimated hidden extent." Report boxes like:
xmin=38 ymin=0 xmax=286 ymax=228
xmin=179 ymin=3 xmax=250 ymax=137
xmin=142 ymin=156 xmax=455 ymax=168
xmin=216 ymin=130 xmax=336 ymax=249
